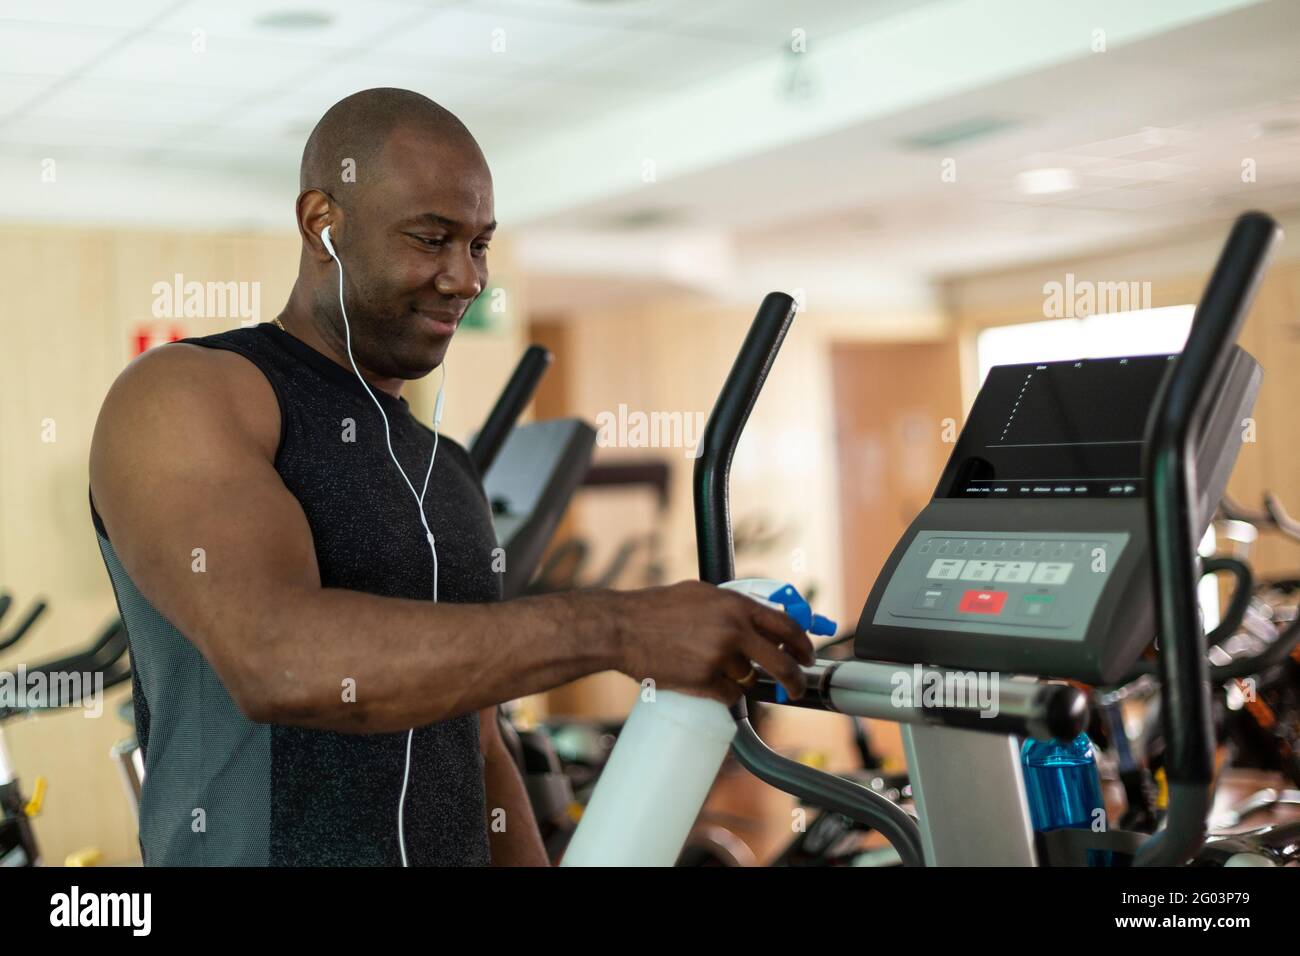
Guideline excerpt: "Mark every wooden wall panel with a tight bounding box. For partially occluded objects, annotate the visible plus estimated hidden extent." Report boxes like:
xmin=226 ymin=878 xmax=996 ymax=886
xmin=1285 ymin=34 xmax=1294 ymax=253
xmin=1 ymin=226 xmax=140 ymax=864
xmin=829 ymin=340 xmax=964 ymax=612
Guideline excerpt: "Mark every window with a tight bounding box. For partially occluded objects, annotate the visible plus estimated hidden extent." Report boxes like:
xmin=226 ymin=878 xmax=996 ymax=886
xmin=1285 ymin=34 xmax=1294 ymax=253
xmin=975 ymin=305 xmax=1196 ymax=386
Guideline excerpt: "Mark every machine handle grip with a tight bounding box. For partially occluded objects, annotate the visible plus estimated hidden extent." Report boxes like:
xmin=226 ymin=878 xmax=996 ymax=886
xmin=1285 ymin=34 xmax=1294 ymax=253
xmin=469 ymin=345 xmax=553 ymax=476
xmin=1139 ymin=210 xmax=1280 ymax=866
xmin=0 ymin=600 xmax=46 ymax=652
xmin=750 ymin=661 xmax=1090 ymax=742
xmin=932 ymin=681 xmax=1089 ymax=742
xmin=694 ymin=293 xmax=797 ymax=586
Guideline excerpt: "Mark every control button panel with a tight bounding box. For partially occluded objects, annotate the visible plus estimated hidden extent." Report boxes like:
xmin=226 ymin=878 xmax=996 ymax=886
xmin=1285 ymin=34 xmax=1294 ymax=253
xmin=958 ymin=589 xmax=1006 ymax=614
xmin=1017 ymin=593 xmax=1055 ymax=619
xmin=926 ymin=559 xmax=965 ymax=580
xmin=994 ymin=561 xmax=1034 ymax=583
xmin=913 ymin=587 xmax=947 ymax=610
xmin=959 ymin=561 xmax=999 ymax=582
xmin=873 ymin=531 xmax=1130 ymax=642
xmin=1030 ymin=562 xmax=1073 ymax=585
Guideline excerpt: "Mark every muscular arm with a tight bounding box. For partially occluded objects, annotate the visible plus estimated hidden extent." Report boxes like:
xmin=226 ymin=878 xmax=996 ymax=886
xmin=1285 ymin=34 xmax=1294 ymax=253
xmin=479 ymin=708 xmax=548 ymax=866
xmin=89 ymin=345 xmax=813 ymax=735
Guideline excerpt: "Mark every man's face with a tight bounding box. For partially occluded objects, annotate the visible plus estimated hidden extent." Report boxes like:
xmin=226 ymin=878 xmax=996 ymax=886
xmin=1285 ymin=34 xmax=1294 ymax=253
xmin=330 ymin=126 xmax=495 ymax=380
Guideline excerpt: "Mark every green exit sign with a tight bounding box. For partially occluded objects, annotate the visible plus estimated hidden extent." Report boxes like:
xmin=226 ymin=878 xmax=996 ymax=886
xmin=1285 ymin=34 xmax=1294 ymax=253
xmin=462 ymin=285 xmax=506 ymax=332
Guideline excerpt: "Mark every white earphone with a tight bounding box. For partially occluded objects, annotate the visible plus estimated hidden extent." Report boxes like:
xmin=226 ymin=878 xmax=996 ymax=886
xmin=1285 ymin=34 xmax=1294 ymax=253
xmin=321 ymin=223 xmax=446 ymax=867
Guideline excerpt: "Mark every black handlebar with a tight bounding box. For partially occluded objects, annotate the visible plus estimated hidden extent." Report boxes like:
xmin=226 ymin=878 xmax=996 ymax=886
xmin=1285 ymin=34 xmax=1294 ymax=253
xmin=694 ymin=292 xmax=797 ymax=587
xmin=469 ymin=345 xmax=554 ymax=476
xmin=689 ymin=292 xmax=925 ymax=866
xmin=747 ymin=664 xmax=1089 ymax=742
xmin=0 ymin=599 xmax=47 ymax=652
xmin=1219 ymin=492 xmax=1300 ymax=543
xmin=1263 ymin=491 xmax=1300 ymax=540
xmin=0 ymin=617 xmax=130 ymax=720
xmin=1139 ymin=210 xmax=1280 ymax=866
xmin=1200 ymin=557 xmax=1253 ymax=648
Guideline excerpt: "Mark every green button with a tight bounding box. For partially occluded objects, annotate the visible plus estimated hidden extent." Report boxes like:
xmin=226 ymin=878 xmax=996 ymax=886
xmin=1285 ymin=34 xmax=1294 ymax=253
xmin=1018 ymin=593 xmax=1055 ymax=620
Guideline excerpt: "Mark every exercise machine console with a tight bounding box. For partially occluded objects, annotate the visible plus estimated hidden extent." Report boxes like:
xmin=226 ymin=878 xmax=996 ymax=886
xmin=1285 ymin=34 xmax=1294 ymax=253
xmin=857 ymin=348 xmax=1259 ymax=685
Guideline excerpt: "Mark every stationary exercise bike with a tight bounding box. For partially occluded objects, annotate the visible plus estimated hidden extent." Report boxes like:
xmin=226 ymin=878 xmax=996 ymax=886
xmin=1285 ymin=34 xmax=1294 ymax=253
xmin=0 ymin=594 xmax=129 ymax=867
xmin=1086 ymin=494 xmax=1300 ymax=844
xmin=563 ymin=210 xmax=1294 ymax=867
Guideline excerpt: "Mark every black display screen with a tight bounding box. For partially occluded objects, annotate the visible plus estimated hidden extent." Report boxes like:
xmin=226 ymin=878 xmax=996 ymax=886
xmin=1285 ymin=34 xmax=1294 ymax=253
xmin=941 ymin=355 xmax=1176 ymax=499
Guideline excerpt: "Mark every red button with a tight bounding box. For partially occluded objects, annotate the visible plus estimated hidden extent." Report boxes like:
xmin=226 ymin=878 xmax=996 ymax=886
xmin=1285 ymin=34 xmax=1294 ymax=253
xmin=959 ymin=590 xmax=1007 ymax=614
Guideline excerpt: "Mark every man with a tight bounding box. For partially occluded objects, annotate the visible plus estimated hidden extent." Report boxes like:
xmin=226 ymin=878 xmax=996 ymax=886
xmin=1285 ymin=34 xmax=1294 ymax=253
xmin=89 ymin=88 xmax=813 ymax=867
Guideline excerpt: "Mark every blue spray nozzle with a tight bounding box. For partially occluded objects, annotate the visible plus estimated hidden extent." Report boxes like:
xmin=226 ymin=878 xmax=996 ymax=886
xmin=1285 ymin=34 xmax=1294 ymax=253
xmin=810 ymin=614 xmax=836 ymax=636
xmin=764 ymin=584 xmax=837 ymax=636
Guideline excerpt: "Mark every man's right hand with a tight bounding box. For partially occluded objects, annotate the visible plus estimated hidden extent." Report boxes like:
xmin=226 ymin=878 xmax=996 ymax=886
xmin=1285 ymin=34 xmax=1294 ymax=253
xmin=610 ymin=580 xmax=817 ymax=705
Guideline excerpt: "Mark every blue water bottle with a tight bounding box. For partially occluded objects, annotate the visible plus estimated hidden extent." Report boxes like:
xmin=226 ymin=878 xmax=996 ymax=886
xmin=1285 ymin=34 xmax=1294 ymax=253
xmin=1020 ymin=733 xmax=1110 ymax=866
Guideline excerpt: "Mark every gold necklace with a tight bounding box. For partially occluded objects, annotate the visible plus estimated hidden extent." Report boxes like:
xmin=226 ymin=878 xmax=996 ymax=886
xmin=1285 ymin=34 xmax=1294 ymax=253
xmin=271 ymin=317 xmax=286 ymax=331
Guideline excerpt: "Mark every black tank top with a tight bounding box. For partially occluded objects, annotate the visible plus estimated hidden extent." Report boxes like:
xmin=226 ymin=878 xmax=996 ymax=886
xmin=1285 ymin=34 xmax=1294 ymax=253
xmin=91 ymin=323 xmax=501 ymax=865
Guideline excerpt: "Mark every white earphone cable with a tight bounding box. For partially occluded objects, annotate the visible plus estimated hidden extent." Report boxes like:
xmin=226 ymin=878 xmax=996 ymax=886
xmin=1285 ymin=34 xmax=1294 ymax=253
xmin=324 ymin=229 xmax=444 ymax=868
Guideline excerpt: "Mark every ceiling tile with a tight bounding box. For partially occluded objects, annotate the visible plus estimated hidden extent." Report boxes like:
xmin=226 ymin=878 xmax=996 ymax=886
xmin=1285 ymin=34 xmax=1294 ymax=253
xmin=565 ymin=29 xmax=774 ymax=91
xmin=0 ymin=21 xmax=126 ymax=75
xmin=376 ymin=7 xmax=634 ymax=69
xmin=80 ymin=29 xmax=322 ymax=91
xmin=471 ymin=73 xmax=641 ymax=122
xmin=0 ymin=144 xmax=161 ymax=174
xmin=213 ymin=64 xmax=519 ymax=144
xmin=312 ymin=53 xmax=521 ymax=110
xmin=672 ymin=0 xmax=939 ymax=44
xmin=0 ymin=76 xmax=56 ymax=116
xmin=151 ymin=0 xmax=434 ymax=51
xmin=471 ymin=0 xmax=695 ymax=29
xmin=0 ymin=1 xmax=175 ymax=29
xmin=152 ymin=134 xmax=294 ymax=171
xmin=0 ymin=113 xmax=194 ymax=151
xmin=32 ymin=80 xmax=244 ymax=126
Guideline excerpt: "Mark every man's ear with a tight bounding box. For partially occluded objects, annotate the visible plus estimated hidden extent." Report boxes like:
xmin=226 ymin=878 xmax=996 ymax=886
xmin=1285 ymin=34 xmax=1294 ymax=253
xmin=296 ymin=189 xmax=337 ymax=261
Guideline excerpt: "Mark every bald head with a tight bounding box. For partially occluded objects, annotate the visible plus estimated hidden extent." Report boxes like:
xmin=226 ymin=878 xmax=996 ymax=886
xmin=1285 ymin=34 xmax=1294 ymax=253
xmin=286 ymin=88 xmax=495 ymax=384
xmin=300 ymin=88 xmax=484 ymax=199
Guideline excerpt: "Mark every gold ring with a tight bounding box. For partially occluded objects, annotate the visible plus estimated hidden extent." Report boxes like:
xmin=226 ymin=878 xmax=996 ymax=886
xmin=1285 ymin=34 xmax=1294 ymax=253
xmin=738 ymin=666 xmax=758 ymax=689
